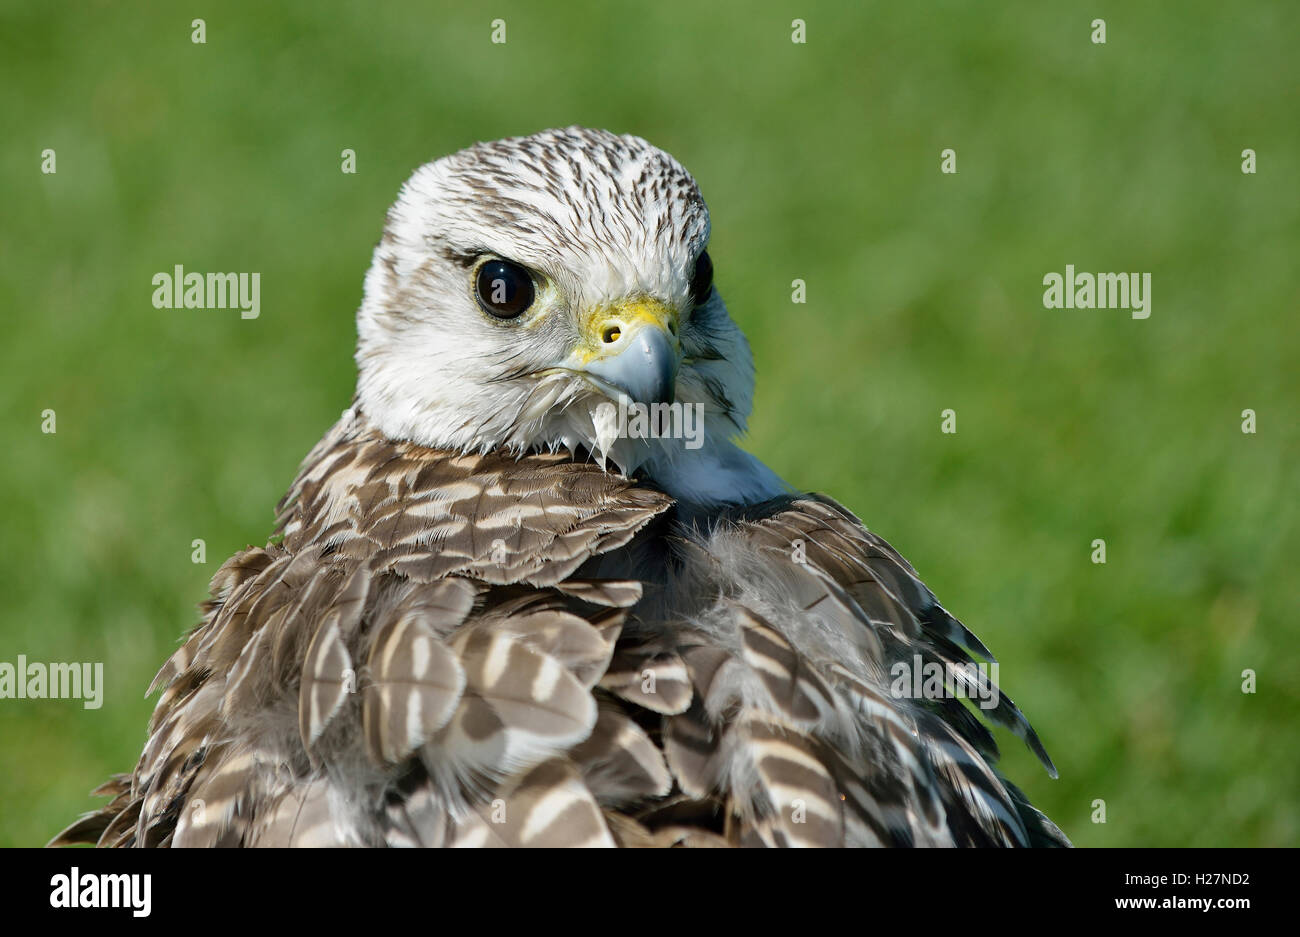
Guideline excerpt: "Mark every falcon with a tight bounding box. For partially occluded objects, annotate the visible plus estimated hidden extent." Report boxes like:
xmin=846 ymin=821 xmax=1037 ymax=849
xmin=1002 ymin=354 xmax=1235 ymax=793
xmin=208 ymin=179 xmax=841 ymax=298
xmin=55 ymin=127 xmax=1068 ymax=848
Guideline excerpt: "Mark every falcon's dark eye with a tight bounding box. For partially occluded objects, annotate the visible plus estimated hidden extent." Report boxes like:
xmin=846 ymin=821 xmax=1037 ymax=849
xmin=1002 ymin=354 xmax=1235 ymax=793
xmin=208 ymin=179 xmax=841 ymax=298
xmin=689 ymin=250 xmax=713 ymax=307
xmin=475 ymin=259 xmax=535 ymax=319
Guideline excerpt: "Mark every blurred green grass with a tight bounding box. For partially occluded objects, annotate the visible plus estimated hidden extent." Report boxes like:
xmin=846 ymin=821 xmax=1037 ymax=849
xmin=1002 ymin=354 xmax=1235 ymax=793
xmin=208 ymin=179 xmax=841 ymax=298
xmin=2 ymin=0 xmax=1296 ymax=847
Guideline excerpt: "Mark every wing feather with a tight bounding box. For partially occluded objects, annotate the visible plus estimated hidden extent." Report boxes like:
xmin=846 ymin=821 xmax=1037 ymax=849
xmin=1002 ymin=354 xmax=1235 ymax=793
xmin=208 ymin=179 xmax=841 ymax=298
xmin=54 ymin=413 xmax=1065 ymax=849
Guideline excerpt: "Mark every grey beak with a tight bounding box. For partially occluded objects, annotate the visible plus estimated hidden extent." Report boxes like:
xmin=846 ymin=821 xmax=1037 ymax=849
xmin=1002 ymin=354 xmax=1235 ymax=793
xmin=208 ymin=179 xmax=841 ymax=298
xmin=583 ymin=324 xmax=679 ymax=405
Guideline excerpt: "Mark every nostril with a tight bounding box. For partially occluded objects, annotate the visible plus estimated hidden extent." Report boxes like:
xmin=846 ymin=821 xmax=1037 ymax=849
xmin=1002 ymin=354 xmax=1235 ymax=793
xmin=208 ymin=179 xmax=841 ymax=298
xmin=602 ymin=324 xmax=622 ymax=344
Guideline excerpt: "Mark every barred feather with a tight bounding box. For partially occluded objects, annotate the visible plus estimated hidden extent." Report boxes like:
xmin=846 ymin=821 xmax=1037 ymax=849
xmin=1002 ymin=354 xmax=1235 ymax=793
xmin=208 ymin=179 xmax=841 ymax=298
xmin=52 ymin=411 xmax=1067 ymax=849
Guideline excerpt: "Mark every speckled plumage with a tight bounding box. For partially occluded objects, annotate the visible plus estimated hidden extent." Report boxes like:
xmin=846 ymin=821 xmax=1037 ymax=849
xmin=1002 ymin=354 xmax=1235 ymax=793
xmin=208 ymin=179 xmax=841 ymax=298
xmin=54 ymin=128 xmax=1067 ymax=848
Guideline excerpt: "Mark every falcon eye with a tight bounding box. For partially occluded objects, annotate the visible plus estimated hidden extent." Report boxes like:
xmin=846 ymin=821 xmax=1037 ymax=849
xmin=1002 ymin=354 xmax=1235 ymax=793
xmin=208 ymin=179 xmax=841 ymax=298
xmin=474 ymin=259 xmax=535 ymax=319
xmin=689 ymin=250 xmax=713 ymax=307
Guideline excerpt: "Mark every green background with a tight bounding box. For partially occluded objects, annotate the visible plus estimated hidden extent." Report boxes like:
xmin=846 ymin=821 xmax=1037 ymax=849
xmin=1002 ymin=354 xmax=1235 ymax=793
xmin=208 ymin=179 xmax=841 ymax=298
xmin=2 ymin=0 xmax=1296 ymax=848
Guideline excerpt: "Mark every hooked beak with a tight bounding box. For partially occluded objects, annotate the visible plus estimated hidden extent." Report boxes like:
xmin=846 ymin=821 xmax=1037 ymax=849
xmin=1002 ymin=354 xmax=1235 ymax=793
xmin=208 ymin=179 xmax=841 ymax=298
xmin=564 ymin=297 xmax=681 ymax=405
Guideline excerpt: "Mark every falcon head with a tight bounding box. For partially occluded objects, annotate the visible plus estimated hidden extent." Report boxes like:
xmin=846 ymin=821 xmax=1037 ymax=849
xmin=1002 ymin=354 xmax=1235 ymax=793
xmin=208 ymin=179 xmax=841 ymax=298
xmin=354 ymin=127 xmax=784 ymax=504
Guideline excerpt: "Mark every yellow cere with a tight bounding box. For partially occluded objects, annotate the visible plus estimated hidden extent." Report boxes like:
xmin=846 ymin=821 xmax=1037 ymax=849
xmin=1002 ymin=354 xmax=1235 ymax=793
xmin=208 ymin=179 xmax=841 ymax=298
xmin=572 ymin=297 xmax=680 ymax=364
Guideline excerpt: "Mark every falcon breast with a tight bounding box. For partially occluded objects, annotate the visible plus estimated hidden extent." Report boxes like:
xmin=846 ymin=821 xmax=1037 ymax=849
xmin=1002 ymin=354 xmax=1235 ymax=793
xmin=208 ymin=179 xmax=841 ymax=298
xmin=55 ymin=127 xmax=1068 ymax=848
